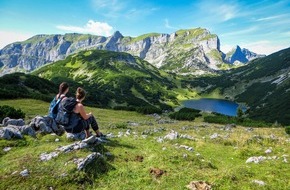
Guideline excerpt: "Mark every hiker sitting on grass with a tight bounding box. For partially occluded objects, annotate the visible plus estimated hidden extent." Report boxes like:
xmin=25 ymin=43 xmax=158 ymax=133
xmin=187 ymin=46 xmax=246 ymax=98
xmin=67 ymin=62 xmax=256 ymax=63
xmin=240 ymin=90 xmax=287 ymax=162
xmin=57 ymin=87 xmax=103 ymax=139
xmin=48 ymin=82 xmax=69 ymax=119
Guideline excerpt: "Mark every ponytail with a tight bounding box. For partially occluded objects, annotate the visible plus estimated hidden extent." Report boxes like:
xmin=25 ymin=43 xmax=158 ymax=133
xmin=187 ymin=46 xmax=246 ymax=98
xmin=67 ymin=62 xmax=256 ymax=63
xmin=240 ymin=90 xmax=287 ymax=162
xmin=58 ymin=82 xmax=69 ymax=98
xmin=76 ymin=87 xmax=86 ymax=100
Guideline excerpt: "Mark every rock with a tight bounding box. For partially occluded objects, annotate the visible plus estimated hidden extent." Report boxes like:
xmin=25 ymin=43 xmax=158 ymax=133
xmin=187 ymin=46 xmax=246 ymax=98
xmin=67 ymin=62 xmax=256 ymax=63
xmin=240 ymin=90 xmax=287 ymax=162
xmin=40 ymin=152 xmax=59 ymax=161
xmin=156 ymin=137 xmax=164 ymax=143
xmin=20 ymin=169 xmax=29 ymax=177
xmin=246 ymin=127 xmax=254 ymax=132
xmin=77 ymin=152 xmax=102 ymax=171
xmin=117 ymin=132 xmax=123 ymax=138
xmin=246 ymin=156 xmax=266 ymax=164
xmin=2 ymin=117 xmax=25 ymax=126
xmin=164 ymin=130 xmax=178 ymax=140
xmin=55 ymin=138 xmax=60 ymax=142
xmin=180 ymin=134 xmax=194 ymax=140
xmin=223 ymin=124 xmax=235 ymax=131
xmin=0 ymin=126 xmax=23 ymax=139
xmin=186 ymin=181 xmax=211 ymax=190
xmin=125 ymin=129 xmax=131 ymax=136
xmin=82 ymin=135 xmax=96 ymax=144
xmin=179 ymin=145 xmax=194 ymax=151
xmin=66 ymin=131 xmax=86 ymax=140
xmin=3 ymin=147 xmax=11 ymax=152
xmin=252 ymin=180 xmax=266 ymax=186
xmin=265 ymin=148 xmax=272 ymax=154
xmin=210 ymin=133 xmax=219 ymax=139
xmin=105 ymin=133 xmax=115 ymax=138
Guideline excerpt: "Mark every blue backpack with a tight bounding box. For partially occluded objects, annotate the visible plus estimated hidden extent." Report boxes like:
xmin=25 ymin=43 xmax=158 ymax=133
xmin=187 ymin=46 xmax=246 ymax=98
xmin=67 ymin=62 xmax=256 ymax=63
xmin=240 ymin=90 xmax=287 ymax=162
xmin=55 ymin=97 xmax=78 ymax=126
xmin=48 ymin=96 xmax=64 ymax=119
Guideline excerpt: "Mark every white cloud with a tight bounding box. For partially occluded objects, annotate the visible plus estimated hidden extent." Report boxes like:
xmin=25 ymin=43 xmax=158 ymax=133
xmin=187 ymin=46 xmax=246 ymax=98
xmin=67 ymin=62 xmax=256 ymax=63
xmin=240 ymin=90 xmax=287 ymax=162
xmin=221 ymin=26 xmax=258 ymax=37
xmin=217 ymin=4 xmax=237 ymax=21
xmin=0 ymin=31 xmax=33 ymax=49
xmin=240 ymin=41 xmax=289 ymax=55
xmin=56 ymin=20 xmax=113 ymax=36
xmin=164 ymin=19 xmax=177 ymax=29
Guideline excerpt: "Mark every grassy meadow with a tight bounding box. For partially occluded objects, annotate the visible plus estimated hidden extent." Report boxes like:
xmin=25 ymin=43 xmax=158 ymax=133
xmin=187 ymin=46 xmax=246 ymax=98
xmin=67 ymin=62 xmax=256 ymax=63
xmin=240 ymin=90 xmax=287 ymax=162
xmin=0 ymin=99 xmax=289 ymax=190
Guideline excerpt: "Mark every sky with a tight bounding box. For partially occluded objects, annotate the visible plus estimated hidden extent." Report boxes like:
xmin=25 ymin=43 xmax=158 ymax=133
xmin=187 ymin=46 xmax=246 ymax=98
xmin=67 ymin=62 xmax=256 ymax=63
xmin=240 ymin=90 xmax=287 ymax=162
xmin=0 ymin=0 xmax=290 ymax=55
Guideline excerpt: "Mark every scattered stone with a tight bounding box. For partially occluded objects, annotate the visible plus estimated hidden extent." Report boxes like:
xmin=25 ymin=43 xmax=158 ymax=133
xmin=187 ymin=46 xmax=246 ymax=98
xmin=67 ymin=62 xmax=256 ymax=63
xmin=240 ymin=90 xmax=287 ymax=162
xmin=164 ymin=130 xmax=178 ymax=140
xmin=282 ymin=155 xmax=288 ymax=163
xmin=0 ymin=126 xmax=23 ymax=139
xmin=252 ymin=180 xmax=266 ymax=186
xmin=223 ymin=124 xmax=235 ymax=131
xmin=246 ymin=156 xmax=266 ymax=163
xmin=3 ymin=147 xmax=11 ymax=152
xmin=179 ymin=145 xmax=194 ymax=151
xmin=117 ymin=132 xmax=124 ymax=138
xmin=82 ymin=135 xmax=96 ymax=144
xmin=106 ymin=133 xmax=115 ymax=138
xmin=183 ymin=154 xmax=188 ymax=158
xmin=20 ymin=169 xmax=29 ymax=177
xmin=55 ymin=138 xmax=60 ymax=142
xmin=150 ymin=113 xmax=161 ymax=119
xmin=156 ymin=137 xmax=164 ymax=143
xmin=40 ymin=152 xmax=59 ymax=161
xmin=162 ymin=147 xmax=167 ymax=150
xmin=246 ymin=127 xmax=254 ymax=132
xmin=104 ymin=152 xmax=113 ymax=157
xmin=141 ymin=135 xmax=148 ymax=139
xmin=210 ymin=133 xmax=219 ymax=139
xmin=265 ymin=148 xmax=272 ymax=154
xmin=11 ymin=171 xmax=18 ymax=175
xmin=186 ymin=181 xmax=211 ymax=190
xmin=2 ymin=117 xmax=25 ymax=127
xmin=125 ymin=129 xmax=131 ymax=136
xmin=150 ymin=168 xmax=166 ymax=178
xmin=127 ymin=122 xmax=139 ymax=126
xmin=157 ymin=119 xmax=175 ymax=124
xmin=66 ymin=132 xmax=86 ymax=141
xmin=180 ymin=134 xmax=194 ymax=140
xmin=77 ymin=152 xmax=102 ymax=171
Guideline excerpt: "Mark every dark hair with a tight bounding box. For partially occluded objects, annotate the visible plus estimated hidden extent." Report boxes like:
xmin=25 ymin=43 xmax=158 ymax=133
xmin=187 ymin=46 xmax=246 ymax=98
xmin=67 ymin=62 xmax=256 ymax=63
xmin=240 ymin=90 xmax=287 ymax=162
xmin=76 ymin=87 xmax=86 ymax=100
xmin=59 ymin=82 xmax=69 ymax=95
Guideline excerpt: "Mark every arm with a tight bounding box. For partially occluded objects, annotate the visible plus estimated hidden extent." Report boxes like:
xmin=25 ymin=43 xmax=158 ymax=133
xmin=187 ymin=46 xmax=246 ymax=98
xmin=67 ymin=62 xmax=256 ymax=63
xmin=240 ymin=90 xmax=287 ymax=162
xmin=78 ymin=103 xmax=92 ymax=120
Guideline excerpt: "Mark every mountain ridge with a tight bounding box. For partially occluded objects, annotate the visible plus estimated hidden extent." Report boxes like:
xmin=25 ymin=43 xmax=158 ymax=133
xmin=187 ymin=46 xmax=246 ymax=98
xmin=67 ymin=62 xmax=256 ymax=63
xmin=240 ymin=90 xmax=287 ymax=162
xmin=0 ymin=28 xmax=260 ymax=76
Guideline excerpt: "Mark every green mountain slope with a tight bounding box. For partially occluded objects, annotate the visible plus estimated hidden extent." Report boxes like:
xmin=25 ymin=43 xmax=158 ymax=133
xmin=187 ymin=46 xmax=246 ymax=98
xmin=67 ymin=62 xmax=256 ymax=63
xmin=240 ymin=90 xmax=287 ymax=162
xmin=0 ymin=72 xmax=57 ymax=101
xmin=182 ymin=47 xmax=290 ymax=124
xmin=32 ymin=50 xmax=177 ymax=111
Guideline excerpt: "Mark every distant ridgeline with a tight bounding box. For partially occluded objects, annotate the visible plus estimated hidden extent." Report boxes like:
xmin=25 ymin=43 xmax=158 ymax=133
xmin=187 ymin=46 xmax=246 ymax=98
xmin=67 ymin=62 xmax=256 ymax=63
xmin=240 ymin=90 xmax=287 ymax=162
xmin=0 ymin=28 xmax=264 ymax=76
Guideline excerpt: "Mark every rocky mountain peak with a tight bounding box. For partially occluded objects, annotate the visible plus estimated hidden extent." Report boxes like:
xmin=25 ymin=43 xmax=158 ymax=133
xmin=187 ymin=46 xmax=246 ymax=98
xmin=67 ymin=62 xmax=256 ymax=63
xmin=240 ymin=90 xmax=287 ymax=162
xmin=225 ymin=45 xmax=265 ymax=64
xmin=0 ymin=28 xmax=234 ymax=76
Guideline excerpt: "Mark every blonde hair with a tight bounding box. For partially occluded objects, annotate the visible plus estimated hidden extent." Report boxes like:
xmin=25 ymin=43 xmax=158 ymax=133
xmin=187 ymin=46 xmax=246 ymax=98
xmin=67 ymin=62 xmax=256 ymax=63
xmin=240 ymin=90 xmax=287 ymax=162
xmin=76 ymin=87 xmax=86 ymax=100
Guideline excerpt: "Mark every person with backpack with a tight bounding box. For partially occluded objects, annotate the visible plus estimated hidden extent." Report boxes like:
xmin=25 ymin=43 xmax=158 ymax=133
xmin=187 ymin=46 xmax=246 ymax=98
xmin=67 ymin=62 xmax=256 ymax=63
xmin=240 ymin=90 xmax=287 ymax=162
xmin=58 ymin=87 xmax=103 ymax=139
xmin=48 ymin=82 xmax=69 ymax=119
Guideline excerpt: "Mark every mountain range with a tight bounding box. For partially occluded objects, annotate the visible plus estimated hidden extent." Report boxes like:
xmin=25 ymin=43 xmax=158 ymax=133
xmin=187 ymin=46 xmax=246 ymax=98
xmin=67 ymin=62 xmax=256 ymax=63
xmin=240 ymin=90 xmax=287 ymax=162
xmin=0 ymin=28 xmax=263 ymax=76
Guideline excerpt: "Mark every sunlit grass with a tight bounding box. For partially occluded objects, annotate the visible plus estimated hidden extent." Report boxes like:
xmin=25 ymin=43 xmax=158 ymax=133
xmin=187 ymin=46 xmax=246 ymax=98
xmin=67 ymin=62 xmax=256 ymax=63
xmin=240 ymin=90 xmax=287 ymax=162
xmin=0 ymin=99 xmax=289 ymax=189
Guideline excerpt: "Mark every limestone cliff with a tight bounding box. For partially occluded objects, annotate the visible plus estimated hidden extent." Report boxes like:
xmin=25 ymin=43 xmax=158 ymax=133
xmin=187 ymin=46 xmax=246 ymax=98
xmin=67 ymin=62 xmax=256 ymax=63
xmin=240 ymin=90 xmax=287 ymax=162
xmin=0 ymin=28 xmax=225 ymax=75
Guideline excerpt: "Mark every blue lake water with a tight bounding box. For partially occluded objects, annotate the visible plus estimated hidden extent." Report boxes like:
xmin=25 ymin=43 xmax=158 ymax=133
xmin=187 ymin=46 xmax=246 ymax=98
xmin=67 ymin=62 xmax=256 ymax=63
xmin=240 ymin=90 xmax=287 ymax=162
xmin=182 ymin=98 xmax=241 ymax=116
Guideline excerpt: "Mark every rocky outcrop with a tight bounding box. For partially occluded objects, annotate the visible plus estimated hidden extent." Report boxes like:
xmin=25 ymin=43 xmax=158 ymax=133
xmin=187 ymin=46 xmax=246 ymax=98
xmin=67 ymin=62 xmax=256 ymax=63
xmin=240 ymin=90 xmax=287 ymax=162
xmin=225 ymin=45 xmax=265 ymax=64
xmin=0 ymin=28 xmax=226 ymax=76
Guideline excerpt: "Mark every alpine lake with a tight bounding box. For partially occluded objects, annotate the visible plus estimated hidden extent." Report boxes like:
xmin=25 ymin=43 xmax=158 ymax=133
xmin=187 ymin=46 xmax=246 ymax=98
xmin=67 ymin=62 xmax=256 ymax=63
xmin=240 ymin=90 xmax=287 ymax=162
xmin=181 ymin=98 xmax=246 ymax=116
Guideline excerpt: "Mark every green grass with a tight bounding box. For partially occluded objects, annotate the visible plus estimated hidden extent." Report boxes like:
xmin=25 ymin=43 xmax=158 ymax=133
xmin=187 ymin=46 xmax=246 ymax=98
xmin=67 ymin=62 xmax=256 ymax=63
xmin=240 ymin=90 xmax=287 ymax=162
xmin=0 ymin=99 xmax=289 ymax=189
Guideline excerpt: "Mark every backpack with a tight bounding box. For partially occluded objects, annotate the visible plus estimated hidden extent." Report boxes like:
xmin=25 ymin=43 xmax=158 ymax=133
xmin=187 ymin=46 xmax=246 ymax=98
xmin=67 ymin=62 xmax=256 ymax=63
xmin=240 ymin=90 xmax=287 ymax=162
xmin=55 ymin=97 xmax=78 ymax=126
xmin=48 ymin=96 xmax=64 ymax=119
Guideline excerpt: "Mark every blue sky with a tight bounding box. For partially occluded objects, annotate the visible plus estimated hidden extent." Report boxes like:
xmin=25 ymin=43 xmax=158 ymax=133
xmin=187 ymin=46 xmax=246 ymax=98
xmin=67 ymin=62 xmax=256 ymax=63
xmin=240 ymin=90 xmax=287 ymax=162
xmin=0 ymin=0 xmax=289 ymax=55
